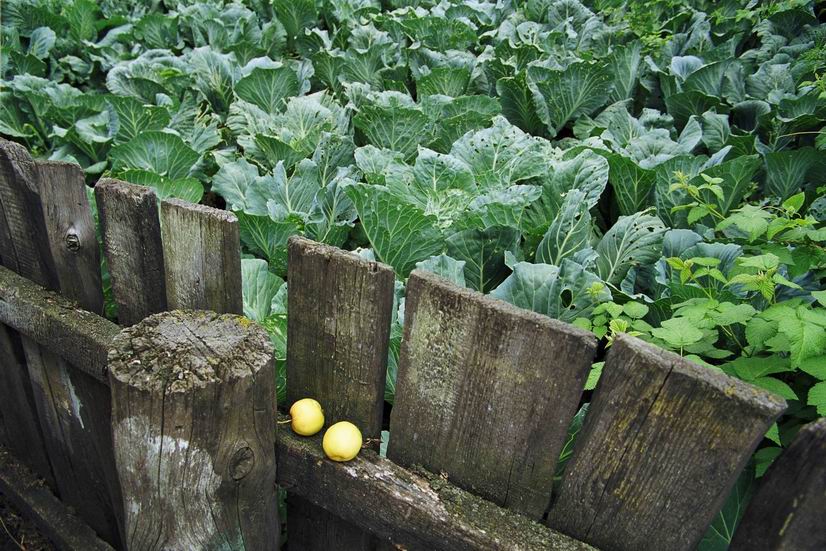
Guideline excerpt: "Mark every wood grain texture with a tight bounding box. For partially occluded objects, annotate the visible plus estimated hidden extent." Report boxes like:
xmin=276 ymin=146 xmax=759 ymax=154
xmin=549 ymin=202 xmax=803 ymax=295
xmin=0 ymin=446 xmax=114 ymax=551
xmin=0 ymin=263 xmax=118 ymax=382
xmin=0 ymin=326 xmax=54 ymax=487
xmin=286 ymin=236 xmax=394 ymax=436
xmin=160 ymin=199 xmax=242 ymax=314
xmin=277 ymin=423 xmax=595 ymax=551
xmin=388 ymin=270 xmax=596 ymax=519
xmin=286 ymin=236 xmax=395 ymax=551
xmin=0 ymin=144 xmax=122 ymax=546
xmin=37 ymin=160 xmax=103 ymax=315
xmin=0 ymin=138 xmax=57 ymax=289
xmin=548 ymin=334 xmax=787 ymax=551
xmin=730 ymin=418 xmax=826 ymax=551
xmin=22 ymin=343 xmax=122 ymax=545
xmin=95 ymin=178 xmax=166 ymax=326
xmin=109 ymin=311 xmax=278 ymax=551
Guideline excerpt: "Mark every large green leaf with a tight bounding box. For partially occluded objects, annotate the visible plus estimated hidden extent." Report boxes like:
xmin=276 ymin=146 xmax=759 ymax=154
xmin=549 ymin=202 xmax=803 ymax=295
xmin=765 ymin=148 xmax=826 ymax=199
xmin=607 ymin=154 xmax=656 ymax=216
xmin=528 ymin=62 xmax=611 ymax=137
xmin=415 ymin=255 xmax=466 ymax=287
xmin=107 ymin=96 xmax=171 ymax=144
xmin=211 ymin=158 xmax=274 ymax=214
xmin=241 ymin=258 xmax=284 ymax=322
xmin=449 ymin=116 xmax=546 ymax=191
xmin=352 ymin=92 xmax=431 ymax=160
xmin=118 ymin=169 xmax=204 ymax=203
xmin=234 ymin=65 xmax=300 ymax=113
xmin=607 ymin=42 xmax=642 ymax=103
xmin=536 ymin=189 xmax=592 ymax=266
xmin=491 ymin=259 xmax=611 ymax=323
xmin=496 ymin=72 xmax=544 ymax=136
xmin=236 ymin=211 xmax=303 ymax=277
xmin=596 ymin=211 xmax=667 ymax=286
xmin=458 ymin=185 xmax=542 ymax=231
xmin=446 ymin=226 xmax=519 ymax=293
xmin=110 ymin=131 xmax=199 ymax=180
xmin=345 ymin=183 xmax=442 ymax=277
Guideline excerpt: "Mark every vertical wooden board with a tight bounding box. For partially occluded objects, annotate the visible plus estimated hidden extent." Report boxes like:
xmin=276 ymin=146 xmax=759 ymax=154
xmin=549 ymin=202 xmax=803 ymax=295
xmin=37 ymin=161 xmax=103 ymax=315
xmin=387 ymin=270 xmax=596 ymax=519
xmin=0 ymin=325 xmax=54 ymax=486
xmin=22 ymin=342 xmax=121 ymax=545
xmin=160 ymin=198 xmax=242 ymax=315
xmin=286 ymin=236 xmax=394 ymax=437
xmin=286 ymin=237 xmax=395 ymax=550
xmin=730 ymin=418 xmax=826 ymax=551
xmin=0 ymin=139 xmax=57 ymax=289
xmin=0 ymin=142 xmax=121 ymax=546
xmin=95 ymin=178 xmax=166 ymax=326
xmin=547 ymin=334 xmax=787 ymax=551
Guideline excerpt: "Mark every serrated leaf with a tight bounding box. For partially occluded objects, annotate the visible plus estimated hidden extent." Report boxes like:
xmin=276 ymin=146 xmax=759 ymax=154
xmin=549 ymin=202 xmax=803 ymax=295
xmin=808 ymin=381 xmax=826 ymax=415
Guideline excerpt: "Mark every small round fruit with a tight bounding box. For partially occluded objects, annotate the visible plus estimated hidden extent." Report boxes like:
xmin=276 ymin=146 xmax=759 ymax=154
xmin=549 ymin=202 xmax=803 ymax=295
xmin=290 ymin=398 xmax=324 ymax=436
xmin=322 ymin=421 xmax=363 ymax=462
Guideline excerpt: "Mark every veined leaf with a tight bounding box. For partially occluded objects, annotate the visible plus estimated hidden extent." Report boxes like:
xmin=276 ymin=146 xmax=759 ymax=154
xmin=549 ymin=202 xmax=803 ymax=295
xmin=241 ymin=258 xmax=284 ymax=322
xmin=110 ymin=131 xmax=199 ymax=180
xmin=596 ymin=211 xmax=667 ymax=286
xmin=446 ymin=226 xmax=519 ymax=293
xmin=491 ymin=259 xmax=611 ymax=323
xmin=345 ymin=183 xmax=442 ymax=277
xmin=536 ymin=189 xmax=592 ymax=266
xmin=235 ymin=65 xmax=300 ymax=113
xmin=528 ymin=62 xmax=611 ymax=137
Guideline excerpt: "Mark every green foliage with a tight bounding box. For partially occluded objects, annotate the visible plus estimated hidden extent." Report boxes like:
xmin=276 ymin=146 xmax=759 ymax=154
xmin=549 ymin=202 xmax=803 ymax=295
xmin=3 ymin=1 xmax=826 ymax=543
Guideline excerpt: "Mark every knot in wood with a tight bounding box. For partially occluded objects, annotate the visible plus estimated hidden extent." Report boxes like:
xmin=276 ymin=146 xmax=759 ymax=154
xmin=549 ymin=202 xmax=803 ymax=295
xmin=64 ymin=231 xmax=80 ymax=251
xmin=230 ymin=446 xmax=255 ymax=480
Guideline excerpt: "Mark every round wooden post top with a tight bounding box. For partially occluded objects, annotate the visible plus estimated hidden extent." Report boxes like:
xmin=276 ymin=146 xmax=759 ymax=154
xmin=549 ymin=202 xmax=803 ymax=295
xmin=107 ymin=310 xmax=273 ymax=393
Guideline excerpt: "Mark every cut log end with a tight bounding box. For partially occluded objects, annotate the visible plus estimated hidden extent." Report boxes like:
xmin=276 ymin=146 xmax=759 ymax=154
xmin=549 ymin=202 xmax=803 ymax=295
xmin=107 ymin=310 xmax=272 ymax=393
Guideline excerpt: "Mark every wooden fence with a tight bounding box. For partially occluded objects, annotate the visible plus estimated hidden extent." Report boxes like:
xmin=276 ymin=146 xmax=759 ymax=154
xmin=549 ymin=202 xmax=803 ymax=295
xmin=0 ymin=136 xmax=823 ymax=551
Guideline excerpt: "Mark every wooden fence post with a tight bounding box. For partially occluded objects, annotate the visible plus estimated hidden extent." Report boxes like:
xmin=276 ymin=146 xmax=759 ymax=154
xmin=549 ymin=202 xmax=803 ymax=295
xmin=95 ymin=178 xmax=166 ymax=326
xmin=285 ymin=236 xmax=395 ymax=550
xmin=730 ymin=418 xmax=826 ymax=550
xmin=388 ymin=270 xmax=596 ymax=519
xmin=108 ymin=310 xmax=278 ymax=550
xmin=160 ymin=199 xmax=243 ymax=314
xmin=547 ymin=334 xmax=787 ymax=551
xmin=0 ymin=139 xmax=122 ymax=544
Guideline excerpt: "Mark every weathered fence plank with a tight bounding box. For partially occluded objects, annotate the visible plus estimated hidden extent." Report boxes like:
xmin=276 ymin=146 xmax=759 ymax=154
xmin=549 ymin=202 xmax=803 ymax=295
xmin=0 ymin=327 xmax=54 ymax=486
xmin=0 ymin=447 xmax=114 ymax=551
xmin=0 ymin=265 xmax=118 ymax=381
xmin=37 ymin=160 xmax=103 ymax=315
xmin=548 ymin=334 xmax=787 ymax=551
xmin=730 ymin=418 xmax=826 ymax=550
xmin=285 ymin=236 xmax=395 ymax=551
xmin=0 ymin=139 xmax=57 ymax=288
xmin=160 ymin=199 xmax=243 ymax=314
xmin=286 ymin=236 xmax=395 ymax=435
xmin=0 ymin=141 xmax=122 ymax=545
xmin=0 ymin=139 xmax=56 ymax=486
xmin=95 ymin=178 xmax=166 ymax=326
xmin=109 ymin=311 xmax=278 ymax=550
xmin=388 ymin=270 xmax=596 ymax=519
xmin=277 ymin=425 xmax=595 ymax=551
